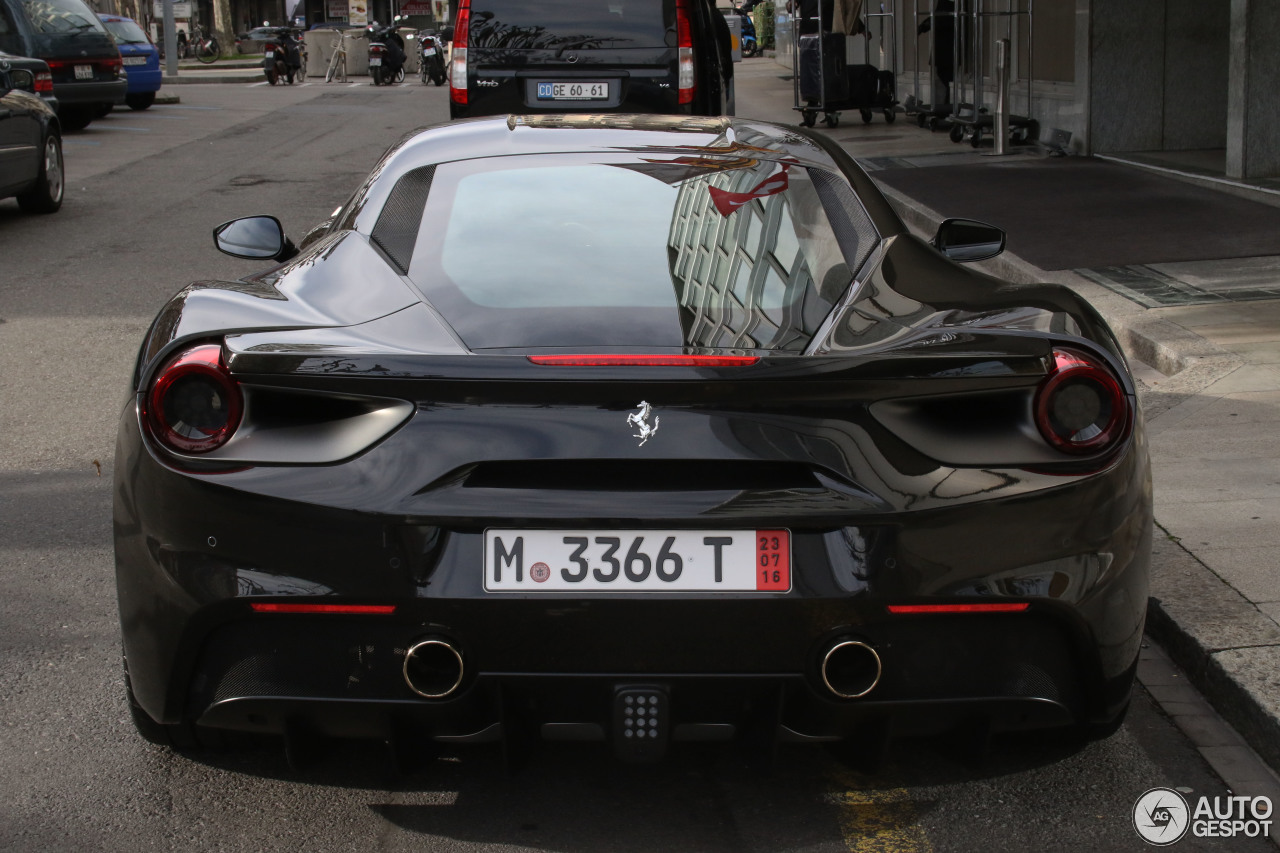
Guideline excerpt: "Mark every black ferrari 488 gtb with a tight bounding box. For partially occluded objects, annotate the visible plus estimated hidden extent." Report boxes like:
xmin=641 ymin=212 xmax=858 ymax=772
xmin=114 ymin=114 xmax=1151 ymax=764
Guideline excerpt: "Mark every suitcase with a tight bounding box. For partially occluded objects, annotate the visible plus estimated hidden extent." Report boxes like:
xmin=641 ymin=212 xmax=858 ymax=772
xmin=799 ymin=32 xmax=848 ymax=103
xmin=846 ymin=63 xmax=878 ymax=106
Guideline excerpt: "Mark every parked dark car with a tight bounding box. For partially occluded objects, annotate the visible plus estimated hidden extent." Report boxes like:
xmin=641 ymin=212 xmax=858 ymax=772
xmin=0 ymin=0 xmax=125 ymax=130
xmin=115 ymin=115 xmax=1151 ymax=766
xmin=0 ymin=51 xmax=62 ymax=212
xmin=98 ymin=13 xmax=161 ymax=110
xmin=448 ymin=0 xmax=735 ymax=120
xmin=235 ymin=26 xmax=277 ymax=54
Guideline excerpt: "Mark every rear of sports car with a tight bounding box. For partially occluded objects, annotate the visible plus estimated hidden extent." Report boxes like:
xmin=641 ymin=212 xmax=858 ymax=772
xmin=115 ymin=128 xmax=1151 ymax=761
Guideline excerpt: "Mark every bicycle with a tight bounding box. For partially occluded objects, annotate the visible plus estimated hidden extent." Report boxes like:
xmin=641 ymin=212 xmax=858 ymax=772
xmin=323 ymin=29 xmax=348 ymax=83
xmin=190 ymin=24 xmax=221 ymax=64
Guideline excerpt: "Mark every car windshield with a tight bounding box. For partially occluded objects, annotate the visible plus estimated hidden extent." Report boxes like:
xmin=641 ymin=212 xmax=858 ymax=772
xmin=407 ymin=154 xmax=879 ymax=351
xmin=20 ymin=0 xmax=108 ymax=34
xmin=466 ymin=0 xmax=670 ymax=50
xmin=102 ymin=18 xmax=149 ymax=44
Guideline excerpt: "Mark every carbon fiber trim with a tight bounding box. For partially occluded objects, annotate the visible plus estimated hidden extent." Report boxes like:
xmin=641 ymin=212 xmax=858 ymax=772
xmin=811 ymin=168 xmax=881 ymax=276
xmin=372 ymin=165 xmax=435 ymax=274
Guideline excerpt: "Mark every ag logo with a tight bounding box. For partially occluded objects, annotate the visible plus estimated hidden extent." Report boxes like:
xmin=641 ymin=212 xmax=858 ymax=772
xmin=1133 ymin=788 xmax=1190 ymax=846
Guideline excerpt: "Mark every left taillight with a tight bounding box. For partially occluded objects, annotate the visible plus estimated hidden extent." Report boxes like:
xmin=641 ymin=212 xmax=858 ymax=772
xmin=1034 ymin=347 xmax=1130 ymax=455
xmin=34 ymin=71 xmax=53 ymax=93
xmin=675 ymin=0 xmax=696 ymax=104
xmin=143 ymin=344 xmax=243 ymax=454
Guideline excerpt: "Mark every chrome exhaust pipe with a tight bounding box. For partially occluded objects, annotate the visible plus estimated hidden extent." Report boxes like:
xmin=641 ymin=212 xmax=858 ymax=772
xmin=821 ymin=640 xmax=882 ymax=699
xmin=403 ymin=638 xmax=464 ymax=699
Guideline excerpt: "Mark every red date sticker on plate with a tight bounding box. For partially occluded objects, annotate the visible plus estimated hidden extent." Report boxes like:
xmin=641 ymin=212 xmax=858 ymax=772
xmin=756 ymin=530 xmax=790 ymax=591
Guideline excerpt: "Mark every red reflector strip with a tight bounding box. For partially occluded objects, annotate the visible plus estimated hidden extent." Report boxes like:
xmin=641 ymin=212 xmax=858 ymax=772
xmin=887 ymin=603 xmax=1030 ymax=615
xmin=250 ymin=603 xmax=396 ymax=615
xmin=527 ymin=354 xmax=760 ymax=367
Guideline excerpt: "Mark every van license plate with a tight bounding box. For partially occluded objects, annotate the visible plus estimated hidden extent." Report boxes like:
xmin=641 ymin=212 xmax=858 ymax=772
xmin=536 ymin=81 xmax=608 ymax=100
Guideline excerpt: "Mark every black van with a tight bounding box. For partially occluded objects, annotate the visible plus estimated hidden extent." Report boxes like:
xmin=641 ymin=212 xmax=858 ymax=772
xmin=0 ymin=0 xmax=125 ymax=130
xmin=448 ymin=0 xmax=734 ymax=120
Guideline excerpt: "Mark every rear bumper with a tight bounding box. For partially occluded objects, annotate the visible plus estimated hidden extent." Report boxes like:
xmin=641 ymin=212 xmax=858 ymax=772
xmin=124 ymin=68 xmax=162 ymax=94
xmin=54 ymin=79 xmax=128 ymax=106
xmin=114 ymin=404 xmax=1151 ymax=745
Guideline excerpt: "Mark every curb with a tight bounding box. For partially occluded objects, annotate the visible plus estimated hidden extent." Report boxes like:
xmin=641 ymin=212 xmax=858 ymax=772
xmin=162 ymin=73 xmax=265 ymax=84
xmin=872 ymin=175 xmax=1280 ymax=776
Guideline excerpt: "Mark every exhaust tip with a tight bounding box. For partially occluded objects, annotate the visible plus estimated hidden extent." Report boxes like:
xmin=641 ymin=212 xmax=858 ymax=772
xmin=403 ymin=638 xmax=464 ymax=699
xmin=821 ymin=640 xmax=881 ymax=699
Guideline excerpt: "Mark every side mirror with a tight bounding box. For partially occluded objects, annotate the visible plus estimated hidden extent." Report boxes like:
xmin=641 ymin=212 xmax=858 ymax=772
xmin=8 ymin=68 xmax=35 ymax=93
xmin=933 ymin=218 xmax=1006 ymax=262
xmin=213 ymin=215 xmax=298 ymax=261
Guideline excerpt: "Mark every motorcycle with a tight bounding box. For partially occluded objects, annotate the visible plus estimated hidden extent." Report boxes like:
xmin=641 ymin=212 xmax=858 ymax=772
xmin=262 ymin=26 xmax=302 ymax=85
xmin=418 ymin=31 xmax=446 ymax=86
xmin=367 ymin=19 xmax=406 ymax=86
xmin=735 ymin=6 xmax=759 ymax=58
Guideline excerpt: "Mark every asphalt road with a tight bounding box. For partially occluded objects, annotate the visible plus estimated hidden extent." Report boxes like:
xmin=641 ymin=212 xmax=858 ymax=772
xmin=0 ymin=80 xmax=1274 ymax=852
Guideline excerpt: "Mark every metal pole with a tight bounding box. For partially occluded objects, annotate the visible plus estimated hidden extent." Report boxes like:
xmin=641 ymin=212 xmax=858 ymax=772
xmin=163 ymin=0 xmax=178 ymax=77
xmin=992 ymin=36 xmax=1009 ymax=154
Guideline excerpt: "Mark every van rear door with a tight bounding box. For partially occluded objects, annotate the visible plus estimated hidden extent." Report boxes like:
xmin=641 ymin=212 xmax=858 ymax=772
xmin=465 ymin=0 xmax=679 ymax=116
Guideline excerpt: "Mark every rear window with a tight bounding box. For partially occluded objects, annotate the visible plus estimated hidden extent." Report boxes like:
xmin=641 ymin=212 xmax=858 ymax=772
xmin=101 ymin=18 xmax=148 ymax=44
xmin=404 ymin=153 xmax=879 ymax=352
xmin=19 ymin=0 xmax=108 ymax=34
xmin=467 ymin=0 xmax=671 ymax=50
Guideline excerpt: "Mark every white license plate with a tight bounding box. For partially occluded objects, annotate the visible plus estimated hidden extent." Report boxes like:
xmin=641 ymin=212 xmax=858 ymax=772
xmin=368 ymin=56 xmax=382 ymax=66
xmin=74 ymin=64 xmax=92 ymax=80
xmin=484 ymin=529 xmax=791 ymax=592
xmin=123 ymin=56 xmax=148 ymax=66
xmin=422 ymin=47 xmax=436 ymax=56
xmin=264 ymin=49 xmax=275 ymax=58
xmin=536 ymin=81 xmax=609 ymax=100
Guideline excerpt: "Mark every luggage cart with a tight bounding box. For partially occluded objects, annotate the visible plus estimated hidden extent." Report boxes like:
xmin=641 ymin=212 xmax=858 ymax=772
xmin=946 ymin=0 xmax=1038 ymax=148
xmin=793 ymin=0 xmax=899 ymax=129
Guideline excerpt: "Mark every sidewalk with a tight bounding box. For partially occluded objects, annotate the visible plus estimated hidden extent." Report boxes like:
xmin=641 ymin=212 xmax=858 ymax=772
xmin=732 ymin=59 xmax=1280 ymax=771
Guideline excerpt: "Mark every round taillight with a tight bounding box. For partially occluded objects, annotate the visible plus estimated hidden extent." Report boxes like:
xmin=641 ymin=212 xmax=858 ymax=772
xmin=145 ymin=344 xmax=243 ymax=454
xmin=1034 ymin=348 xmax=1129 ymax=454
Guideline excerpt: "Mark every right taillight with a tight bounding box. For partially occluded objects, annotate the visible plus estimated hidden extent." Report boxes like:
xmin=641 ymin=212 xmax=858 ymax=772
xmin=143 ymin=344 xmax=243 ymax=454
xmin=675 ymin=0 xmax=695 ymax=104
xmin=450 ymin=0 xmax=470 ymax=104
xmin=1034 ymin=347 xmax=1130 ymax=455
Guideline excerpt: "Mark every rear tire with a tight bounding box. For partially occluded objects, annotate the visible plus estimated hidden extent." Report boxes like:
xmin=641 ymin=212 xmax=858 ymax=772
xmin=57 ymin=106 xmax=93 ymax=132
xmin=371 ymin=66 xmax=383 ymax=85
xmin=124 ymin=656 xmax=219 ymax=751
xmin=15 ymin=132 xmax=63 ymax=214
xmin=432 ymin=71 xmax=445 ymax=86
xmin=266 ymin=67 xmax=278 ymax=85
xmin=125 ymin=92 xmax=155 ymax=110
xmin=196 ymin=38 xmax=219 ymax=63
xmin=393 ymin=66 xmax=404 ymax=84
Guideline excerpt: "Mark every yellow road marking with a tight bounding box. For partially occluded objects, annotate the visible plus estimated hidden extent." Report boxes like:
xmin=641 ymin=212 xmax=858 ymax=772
xmin=830 ymin=769 xmax=932 ymax=853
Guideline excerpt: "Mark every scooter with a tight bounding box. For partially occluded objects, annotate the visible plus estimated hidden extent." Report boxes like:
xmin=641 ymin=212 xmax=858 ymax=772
xmin=262 ymin=26 xmax=302 ymax=85
xmin=367 ymin=19 xmax=406 ymax=86
xmin=736 ymin=6 xmax=759 ymax=58
xmin=418 ymin=32 xmax=446 ymax=86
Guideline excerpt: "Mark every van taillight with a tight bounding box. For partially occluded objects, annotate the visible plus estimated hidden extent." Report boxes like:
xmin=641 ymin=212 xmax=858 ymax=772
xmin=450 ymin=0 xmax=470 ymax=104
xmin=676 ymin=0 xmax=696 ymax=104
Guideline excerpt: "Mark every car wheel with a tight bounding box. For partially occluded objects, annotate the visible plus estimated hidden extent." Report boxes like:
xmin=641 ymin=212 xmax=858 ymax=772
xmin=123 ymin=656 xmax=220 ymax=751
xmin=57 ymin=106 xmax=93 ymax=132
xmin=126 ymin=92 xmax=155 ymax=110
xmin=16 ymin=132 xmax=64 ymax=214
